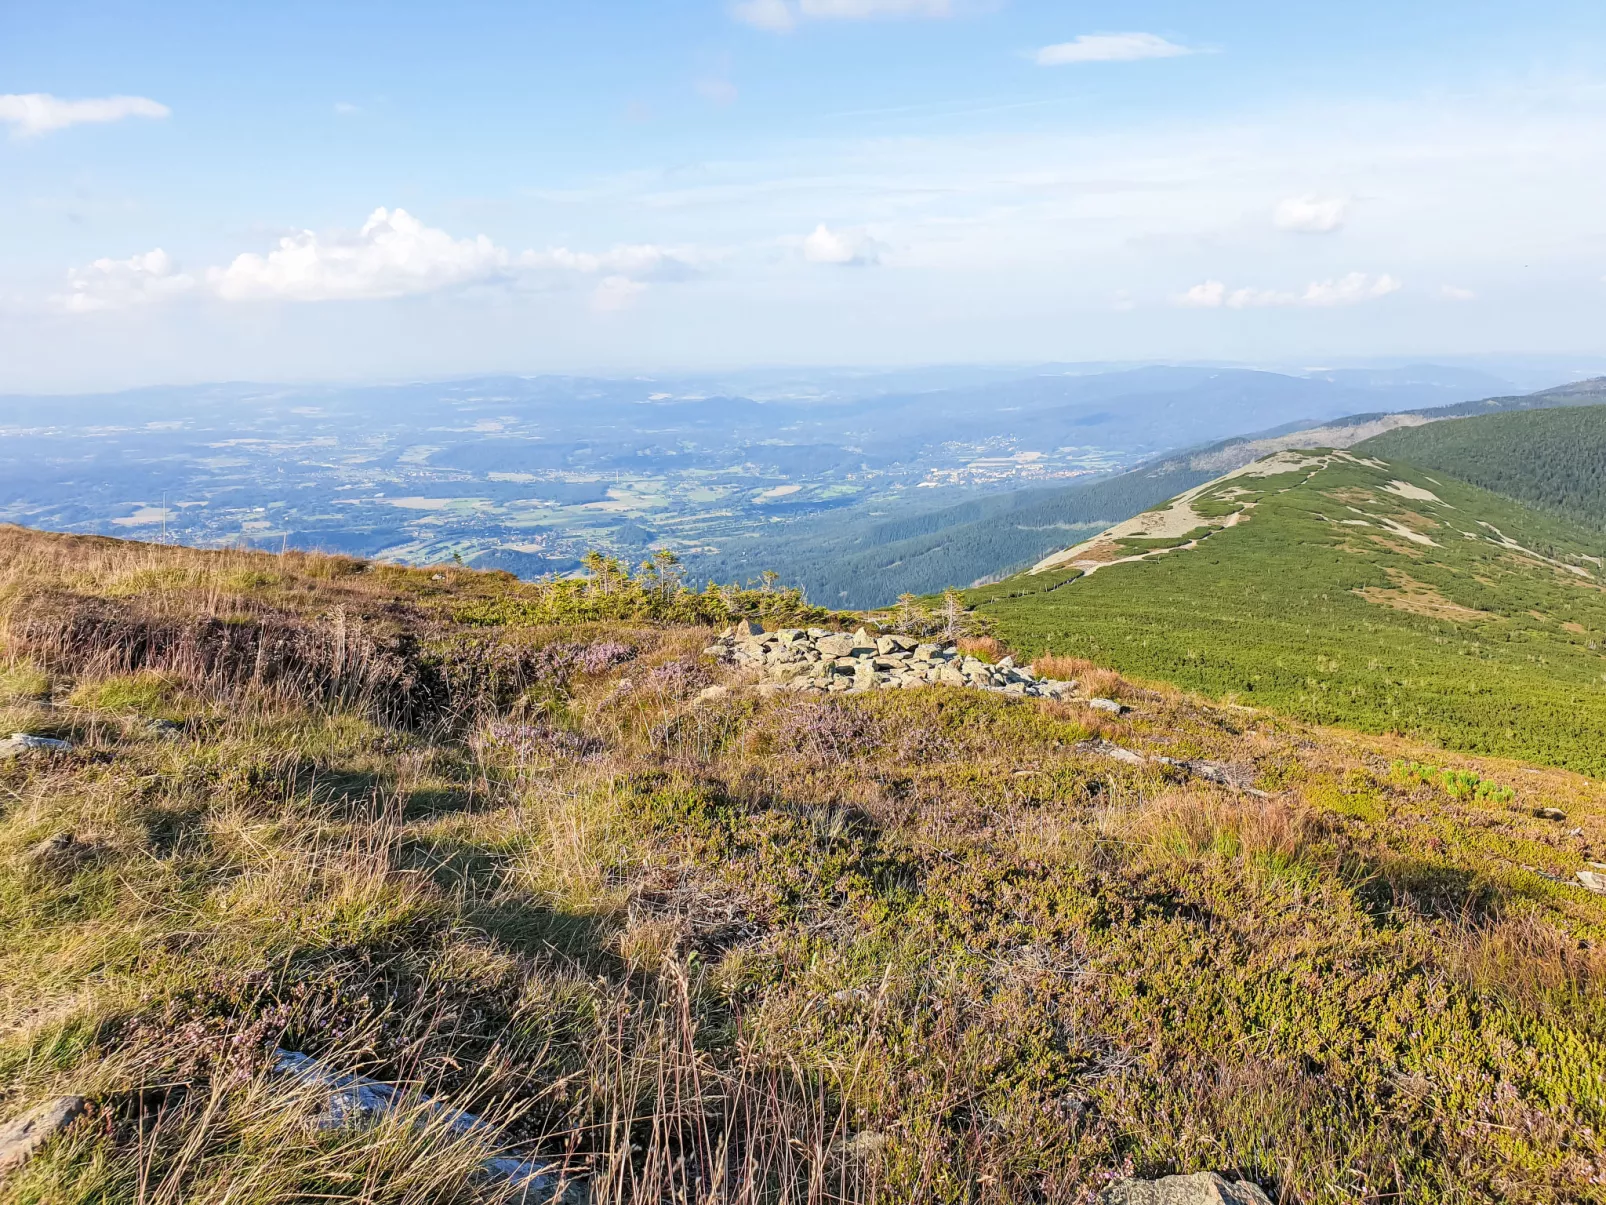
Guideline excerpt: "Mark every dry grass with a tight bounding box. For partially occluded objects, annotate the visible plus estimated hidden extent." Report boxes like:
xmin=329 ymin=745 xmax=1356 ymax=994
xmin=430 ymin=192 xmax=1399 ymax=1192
xmin=0 ymin=528 xmax=1601 ymax=1203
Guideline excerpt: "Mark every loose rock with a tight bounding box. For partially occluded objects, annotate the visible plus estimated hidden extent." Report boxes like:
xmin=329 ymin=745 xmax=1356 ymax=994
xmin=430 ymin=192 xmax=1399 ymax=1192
xmin=704 ymin=625 xmax=1077 ymax=700
xmin=1535 ymin=807 xmax=1567 ymax=821
xmin=1578 ymin=870 xmax=1606 ymax=894
xmin=0 ymin=1095 xmax=86 ymax=1174
xmin=0 ymin=733 xmax=71 ymax=759
xmin=1100 ymin=1171 xmax=1274 ymax=1205
xmin=274 ymin=1050 xmax=574 ymax=1200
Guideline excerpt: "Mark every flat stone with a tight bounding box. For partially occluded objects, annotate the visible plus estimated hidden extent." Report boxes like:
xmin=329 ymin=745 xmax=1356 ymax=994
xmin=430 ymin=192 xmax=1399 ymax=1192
xmin=273 ymin=1051 xmax=573 ymax=1200
xmin=0 ymin=1095 xmax=86 ymax=1174
xmin=1086 ymin=698 xmax=1124 ymax=713
xmin=1578 ymin=870 xmax=1606 ymax=894
xmin=1100 ymin=1172 xmax=1273 ymax=1205
xmin=695 ymin=685 xmax=729 ymax=702
xmin=0 ymin=733 xmax=72 ymax=759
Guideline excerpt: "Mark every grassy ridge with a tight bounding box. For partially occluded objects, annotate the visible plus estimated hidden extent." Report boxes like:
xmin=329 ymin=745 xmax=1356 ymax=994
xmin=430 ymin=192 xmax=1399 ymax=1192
xmin=972 ymin=453 xmax=1606 ymax=776
xmin=0 ymin=527 xmax=1603 ymax=1202
xmin=1360 ymin=403 xmax=1606 ymax=532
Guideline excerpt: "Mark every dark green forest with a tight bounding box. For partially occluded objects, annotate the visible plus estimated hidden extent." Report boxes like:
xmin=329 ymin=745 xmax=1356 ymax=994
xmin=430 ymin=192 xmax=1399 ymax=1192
xmin=1360 ymin=402 xmax=1606 ymax=530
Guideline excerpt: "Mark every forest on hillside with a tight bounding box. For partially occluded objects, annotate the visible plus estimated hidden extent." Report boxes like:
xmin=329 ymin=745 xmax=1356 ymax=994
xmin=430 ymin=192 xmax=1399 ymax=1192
xmin=1361 ymin=403 xmax=1606 ymax=531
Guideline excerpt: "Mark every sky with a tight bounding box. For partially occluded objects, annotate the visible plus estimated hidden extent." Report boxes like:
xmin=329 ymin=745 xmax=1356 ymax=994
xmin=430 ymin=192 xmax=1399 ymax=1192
xmin=3 ymin=0 xmax=1606 ymax=393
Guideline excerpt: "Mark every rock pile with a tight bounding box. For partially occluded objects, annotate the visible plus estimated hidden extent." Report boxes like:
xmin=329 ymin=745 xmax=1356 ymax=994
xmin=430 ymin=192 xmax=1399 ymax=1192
xmin=704 ymin=622 xmax=1078 ymax=698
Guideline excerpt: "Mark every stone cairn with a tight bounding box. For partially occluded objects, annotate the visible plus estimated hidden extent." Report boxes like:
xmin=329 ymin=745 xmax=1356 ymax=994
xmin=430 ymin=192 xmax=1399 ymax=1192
xmin=703 ymin=620 xmax=1078 ymax=698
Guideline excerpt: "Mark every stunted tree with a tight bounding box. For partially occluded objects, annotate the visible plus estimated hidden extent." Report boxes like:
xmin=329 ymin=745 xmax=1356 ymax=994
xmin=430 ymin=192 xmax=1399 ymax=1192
xmin=940 ymin=588 xmax=968 ymax=640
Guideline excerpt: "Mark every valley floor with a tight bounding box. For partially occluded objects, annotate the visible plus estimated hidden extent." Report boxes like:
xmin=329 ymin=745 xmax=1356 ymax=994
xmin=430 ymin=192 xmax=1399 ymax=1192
xmin=0 ymin=528 xmax=1601 ymax=1203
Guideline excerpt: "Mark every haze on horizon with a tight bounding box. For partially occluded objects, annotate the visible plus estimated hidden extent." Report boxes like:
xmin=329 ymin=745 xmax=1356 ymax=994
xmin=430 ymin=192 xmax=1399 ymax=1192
xmin=3 ymin=0 xmax=1605 ymax=394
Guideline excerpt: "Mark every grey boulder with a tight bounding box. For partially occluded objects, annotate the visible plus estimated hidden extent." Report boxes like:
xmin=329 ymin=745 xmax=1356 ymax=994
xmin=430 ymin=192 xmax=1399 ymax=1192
xmin=0 ymin=1095 xmax=86 ymax=1174
xmin=1100 ymin=1171 xmax=1273 ymax=1205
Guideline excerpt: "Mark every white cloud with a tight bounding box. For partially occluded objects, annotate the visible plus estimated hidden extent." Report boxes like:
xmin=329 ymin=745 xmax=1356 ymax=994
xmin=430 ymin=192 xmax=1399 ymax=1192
xmin=1300 ymin=272 xmax=1400 ymax=305
xmin=60 ymin=208 xmax=704 ymax=312
xmin=1438 ymin=284 xmax=1477 ymax=301
xmin=1175 ymin=280 xmax=1226 ymax=308
xmin=1273 ymin=195 xmax=1349 ymax=233
xmin=1174 ymin=272 xmax=1401 ymax=308
xmin=733 ymin=0 xmax=947 ymax=31
xmin=1034 ymin=33 xmax=1193 ymax=66
xmin=801 ymin=222 xmax=881 ymax=265
xmin=57 ymin=249 xmax=195 ymax=313
xmin=799 ymin=0 xmax=949 ymax=16
xmin=209 ymin=208 xmax=508 ymax=301
xmin=731 ymin=0 xmax=796 ymax=31
xmin=0 ymin=93 xmax=169 ymax=138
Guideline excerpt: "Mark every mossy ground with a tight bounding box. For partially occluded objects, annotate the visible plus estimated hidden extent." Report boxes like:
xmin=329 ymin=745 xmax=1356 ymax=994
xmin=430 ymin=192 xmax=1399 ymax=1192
xmin=0 ymin=527 xmax=1602 ymax=1203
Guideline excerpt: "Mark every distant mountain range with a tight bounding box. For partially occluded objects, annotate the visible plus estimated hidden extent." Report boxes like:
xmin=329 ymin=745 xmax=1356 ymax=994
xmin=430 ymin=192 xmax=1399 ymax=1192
xmin=7 ymin=363 xmax=1604 ymax=609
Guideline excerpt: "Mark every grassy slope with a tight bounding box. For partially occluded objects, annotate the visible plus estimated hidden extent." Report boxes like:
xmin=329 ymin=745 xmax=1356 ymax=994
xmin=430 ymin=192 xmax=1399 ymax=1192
xmin=1360 ymin=403 xmax=1606 ymax=532
xmin=0 ymin=528 xmax=1603 ymax=1203
xmin=972 ymin=452 xmax=1606 ymax=777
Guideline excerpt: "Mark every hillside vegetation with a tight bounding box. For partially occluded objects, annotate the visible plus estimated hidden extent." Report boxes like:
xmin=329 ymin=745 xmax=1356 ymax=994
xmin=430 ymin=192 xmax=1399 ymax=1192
xmin=1360 ymin=403 xmax=1606 ymax=531
xmin=971 ymin=451 xmax=1606 ymax=777
xmin=0 ymin=525 xmax=1601 ymax=1202
xmin=686 ymin=463 xmax=1216 ymax=608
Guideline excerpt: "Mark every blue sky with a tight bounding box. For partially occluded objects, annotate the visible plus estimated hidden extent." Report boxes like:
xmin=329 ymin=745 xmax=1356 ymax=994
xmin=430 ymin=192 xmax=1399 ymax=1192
xmin=3 ymin=0 xmax=1605 ymax=391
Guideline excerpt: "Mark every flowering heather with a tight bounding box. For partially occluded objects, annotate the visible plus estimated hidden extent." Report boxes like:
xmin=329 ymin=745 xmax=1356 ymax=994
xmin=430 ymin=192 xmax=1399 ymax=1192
xmin=480 ymin=718 xmax=601 ymax=759
xmin=781 ymin=699 xmax=881 ymax=761
xmin=578 ymin=640 xmax=636 ymax=675
xmin=643 ymin=659 xmax=712 ymax=700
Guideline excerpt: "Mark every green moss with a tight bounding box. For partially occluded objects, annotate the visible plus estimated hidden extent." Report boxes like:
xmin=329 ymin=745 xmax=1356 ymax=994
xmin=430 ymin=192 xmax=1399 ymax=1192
xmin=67 ymin=672 xmax=176 ymax=717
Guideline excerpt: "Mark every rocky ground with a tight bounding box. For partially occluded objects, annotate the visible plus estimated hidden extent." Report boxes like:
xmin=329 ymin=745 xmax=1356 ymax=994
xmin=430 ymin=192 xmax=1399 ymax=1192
xmin=703 ymin=621 xmax=1080 ymax=698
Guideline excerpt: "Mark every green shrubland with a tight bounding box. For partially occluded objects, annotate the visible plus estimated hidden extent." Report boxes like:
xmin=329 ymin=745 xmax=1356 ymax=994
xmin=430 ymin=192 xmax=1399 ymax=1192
xmin=972 ymin=453 xmax=1606 ymax=777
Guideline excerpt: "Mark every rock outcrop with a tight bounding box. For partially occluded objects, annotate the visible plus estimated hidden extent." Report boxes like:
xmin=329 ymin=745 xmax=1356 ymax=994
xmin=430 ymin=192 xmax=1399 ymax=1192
xmin=704 ymin=624 xmax=1077 ymax=698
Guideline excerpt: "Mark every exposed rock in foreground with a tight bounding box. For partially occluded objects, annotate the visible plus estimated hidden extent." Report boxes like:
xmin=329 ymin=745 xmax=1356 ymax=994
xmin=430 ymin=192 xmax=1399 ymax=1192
xmin=0 ymin=1096 xmax=86 ymax=1174
xmin=1100 ymin=1171 xmax=1274 ymax=1205
xmin=704 ymin=622 xmax=1078 ymax=698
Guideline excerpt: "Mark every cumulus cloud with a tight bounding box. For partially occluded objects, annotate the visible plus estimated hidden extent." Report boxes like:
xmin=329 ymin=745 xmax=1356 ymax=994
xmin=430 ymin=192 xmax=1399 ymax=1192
xmin=733 ymin=0 xmax=948 ymax=31
xmin=1175 ymin=280 xmax=1226 ymax=308
xmin=57 ymin=249 xmax=195 ymax=313
xmin=1438 ymin=284 xmax=1477 ymax=301
xmin=0 ymin=93 xmax=169 ymax=138
xmin=801 ymin=223 xmax=881 ymax=266
xmin=209 ymin=208 xmax=508 ymax=302
xmin=60 ymin=208 xmax=703 ymax=312
xmin=1034 ymin=33 xmax=1193 ymax=66
xmin=1273 ymin=195 xmax=1349 ymax=233
xmin=1174 ymin=272 xmax=1401 ymax=308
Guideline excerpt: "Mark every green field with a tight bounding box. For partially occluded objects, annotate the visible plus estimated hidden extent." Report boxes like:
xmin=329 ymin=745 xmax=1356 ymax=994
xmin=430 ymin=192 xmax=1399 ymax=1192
xmin=972 ymin=451 xmax=1606 ymax=776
